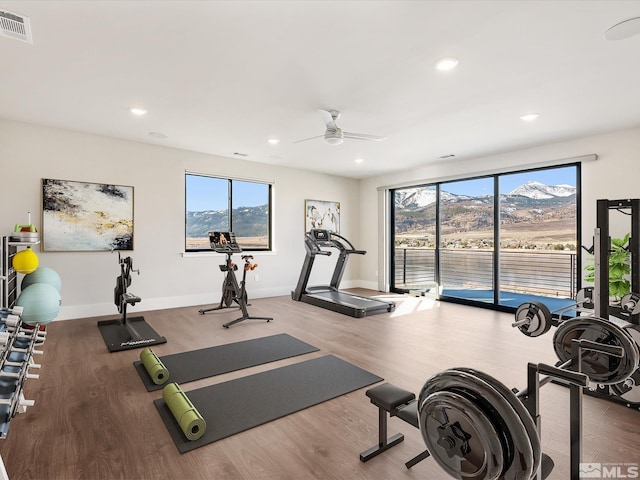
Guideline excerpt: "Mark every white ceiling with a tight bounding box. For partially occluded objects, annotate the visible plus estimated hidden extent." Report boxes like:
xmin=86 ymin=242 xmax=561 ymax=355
xmin=1 ymin=1 xmax=640 ymax=179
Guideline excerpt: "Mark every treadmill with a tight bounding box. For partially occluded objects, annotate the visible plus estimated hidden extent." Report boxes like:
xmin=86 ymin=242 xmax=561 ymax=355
xmin=291 ymin=229 xmax=395 ymax=318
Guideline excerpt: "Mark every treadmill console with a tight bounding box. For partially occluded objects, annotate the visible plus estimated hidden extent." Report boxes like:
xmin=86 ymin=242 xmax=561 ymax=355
xmin=209 ymin=231 xmax=242 ymax=253
xmin=310 ymin=229 xmax=333 ymax=246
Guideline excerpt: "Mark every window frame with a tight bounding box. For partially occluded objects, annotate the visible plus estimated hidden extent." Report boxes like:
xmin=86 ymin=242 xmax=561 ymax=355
xmin=185 ymin=173 xmax=273 ymax=252
xmin=389 ymin=162 xmax=581 ymax=311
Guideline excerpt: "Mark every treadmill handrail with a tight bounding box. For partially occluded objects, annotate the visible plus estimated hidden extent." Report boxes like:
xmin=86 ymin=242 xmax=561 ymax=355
xmin=306 ymin=229 xmax=366 ymax=255
xmin=328 ymin=231 xmax=365 ymax=255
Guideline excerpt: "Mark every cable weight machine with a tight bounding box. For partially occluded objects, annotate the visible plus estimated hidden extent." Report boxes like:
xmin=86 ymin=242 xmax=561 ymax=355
xmin=513 ymin=199 xmax=640 ymax=409
xmin=593 ymin=199 xmax=640 ymax=325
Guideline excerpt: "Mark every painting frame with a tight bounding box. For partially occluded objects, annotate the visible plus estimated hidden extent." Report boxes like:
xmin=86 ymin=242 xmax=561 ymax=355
xmin=304 ymin=199 xmax=340 ymax=233
xmin=42 ymin=178 xmax=134 ymax=252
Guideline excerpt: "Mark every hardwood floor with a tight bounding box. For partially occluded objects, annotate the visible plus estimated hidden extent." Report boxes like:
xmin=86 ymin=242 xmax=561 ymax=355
xmin=1 ymin=290 xmax=639 ymax=479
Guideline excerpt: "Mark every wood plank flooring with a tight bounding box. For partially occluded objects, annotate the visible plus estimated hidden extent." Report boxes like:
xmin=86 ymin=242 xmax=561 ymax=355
xmin=1 ymin=290 xmax=639 ymax=479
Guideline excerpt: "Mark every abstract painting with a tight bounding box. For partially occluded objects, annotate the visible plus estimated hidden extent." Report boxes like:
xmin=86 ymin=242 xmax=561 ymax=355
xmin=42 ymin=179 xmax=134 ymax=251
xmin=304 ymin=199 xmax=340 ymax=233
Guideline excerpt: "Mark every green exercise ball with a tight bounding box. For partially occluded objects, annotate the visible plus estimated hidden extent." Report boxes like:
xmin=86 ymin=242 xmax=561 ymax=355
xmin=21 ymin=267 xmax=62 ymax=293
xmin=16 ymin=283 xmax=62 ymax=325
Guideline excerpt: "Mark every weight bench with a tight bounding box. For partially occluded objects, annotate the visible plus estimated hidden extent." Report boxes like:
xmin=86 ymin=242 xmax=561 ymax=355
xmin=359 ymin=383 xmax=430 ymax=468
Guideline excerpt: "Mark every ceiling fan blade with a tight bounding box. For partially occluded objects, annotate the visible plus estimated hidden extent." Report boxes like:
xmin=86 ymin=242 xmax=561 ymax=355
xmin=343 ymin=131 xmax=387 ymax=142
xmin=318 ymin=109 xmax=338 ymax=130
xmin=292 ymin=134 xmax=325 ymax=144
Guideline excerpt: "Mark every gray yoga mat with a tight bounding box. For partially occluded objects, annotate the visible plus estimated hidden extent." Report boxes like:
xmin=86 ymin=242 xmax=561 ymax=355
xmin=154 ymin=354 xmax=383 ymax=453
xmin=134 ymin=333 xmax=319 ymax=391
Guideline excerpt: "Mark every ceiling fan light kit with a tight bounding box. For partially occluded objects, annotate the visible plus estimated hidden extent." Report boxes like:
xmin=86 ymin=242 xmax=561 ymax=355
xmin=294 ymin=109 xmax=387 ymax=145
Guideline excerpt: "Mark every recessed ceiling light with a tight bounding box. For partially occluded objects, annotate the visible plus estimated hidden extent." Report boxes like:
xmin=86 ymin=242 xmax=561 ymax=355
xmin=604 ymin=17 xmax=640 ymax=41
xmin=148 ymin=132 xmax=167 ymax=139
xmin=268 ymin=138 xmax=280 ymax=145
xmin=520 ymin=113 xmax=540 ymax=122
xmin=355 ymin=158 xmax=364 ymax=164
xmin=435 ymin=57 xmax=459 ymax=71
xmin=130 ymin=107 xmax=147 ymax=116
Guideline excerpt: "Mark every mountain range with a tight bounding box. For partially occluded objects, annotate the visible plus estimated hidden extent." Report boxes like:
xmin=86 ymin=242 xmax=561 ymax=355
xmin=394 ymin=181 xmax=577 ymax=248
xmin=395 ymin=181 xmax=576 ymax=210
xmin=186 ymin=205 xmax=269 ymax=238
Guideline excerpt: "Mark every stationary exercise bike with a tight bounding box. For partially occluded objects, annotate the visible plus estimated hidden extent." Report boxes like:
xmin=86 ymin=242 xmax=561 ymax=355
xmin=114 ymin=253 xmax=141 ymax=319
xmin=198 ymin=232 xmax=272 ymax=328
xmin=97 ymin=252 xmax=166 ymax=352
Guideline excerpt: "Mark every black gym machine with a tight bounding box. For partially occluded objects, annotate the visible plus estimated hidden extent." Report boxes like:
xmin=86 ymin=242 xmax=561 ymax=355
xmin=513 ymin=199 xmax=640 ymax=408
xmin=198 ymin=232 xmax=272 ymax=328
xmin=360 ymin=314 xmax=639 ymax=479
xmin=292 ymin=229 xmax=395 ymax=318
xmin=359 ymin=199 xmax=640 ymax=479
xmin=97 ymin=253 xmax=166 ymax=352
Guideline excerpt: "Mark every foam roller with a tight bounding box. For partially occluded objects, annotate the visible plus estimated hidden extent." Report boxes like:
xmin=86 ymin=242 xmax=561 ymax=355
xmin=162 ymin=382 xmax=206 ymax=441
xmin=140 ymin=348 xmax=169 ymax=385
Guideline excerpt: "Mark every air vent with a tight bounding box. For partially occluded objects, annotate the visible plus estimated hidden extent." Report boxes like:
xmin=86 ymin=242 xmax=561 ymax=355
xmin=0 ymin=10 xmax=32 ymax=44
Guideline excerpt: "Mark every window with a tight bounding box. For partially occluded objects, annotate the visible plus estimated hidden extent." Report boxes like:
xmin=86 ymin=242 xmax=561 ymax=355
xmin=390 ymin=163 xmax=579 ymax=310
xmin=185 ymin=173 xmax=272 ymax=251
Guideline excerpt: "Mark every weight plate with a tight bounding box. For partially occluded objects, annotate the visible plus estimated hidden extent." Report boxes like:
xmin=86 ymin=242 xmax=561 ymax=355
xmin=419 ymin=369 xmax=535 ymax=480
xmin=610 ymin=369 xmax=640 ymax=405
xmin=610 ymin=325 xmax=640 ymax=405
xmin=453 ymin=367 xmax=541 ymax=480
xmin=514 ymin=301 xmax=552 ymax=337
xmin=553 ymin=317 xmax=640 ymax=385
xmin=620 ymin=293 xmax=640 ymax=315
xmin=420 ymin=390 xmax=504 ymax=480
xmin=576 ymin=287 xmax=594 ymax=310
xmin=623 ymin=324 xmax=640 ymax=348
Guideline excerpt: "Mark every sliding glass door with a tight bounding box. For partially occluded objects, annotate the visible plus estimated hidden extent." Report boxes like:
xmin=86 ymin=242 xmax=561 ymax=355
xmin=498 ymin=166 xmax=578 ymax=307
xmin=439 ymin=177 xmax=494 ymax=303
xmin=392 ymin=185 xmax=437 ymax=291
xmin=390 ymin=164 xmax=579 ymax=310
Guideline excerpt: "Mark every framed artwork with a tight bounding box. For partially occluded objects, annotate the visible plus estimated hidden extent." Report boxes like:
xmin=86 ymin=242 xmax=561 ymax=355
xmin=304 ymin=199 xmax=340 ymax=233
xmin=42 ymin=178 xmax=134 ymax=251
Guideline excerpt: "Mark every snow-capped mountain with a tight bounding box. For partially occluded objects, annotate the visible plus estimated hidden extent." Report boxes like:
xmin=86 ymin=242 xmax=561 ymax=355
xmin=507 ymin=181 xmax=576 ymax=199
xmin=396 ymin=181 xmax=575 ymax=210
xmin=395 ymin=188 xmax=460 ymax=209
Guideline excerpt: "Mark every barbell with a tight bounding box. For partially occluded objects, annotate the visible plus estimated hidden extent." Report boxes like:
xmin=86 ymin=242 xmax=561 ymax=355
xmin=512 ymin=288 xmax=594 ymax=338
xmin=417 ymin=315 xmax=638 ymax=480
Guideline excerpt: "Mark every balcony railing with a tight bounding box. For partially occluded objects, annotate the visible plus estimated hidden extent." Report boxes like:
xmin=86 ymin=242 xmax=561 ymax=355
xmin=394 ymin=248 xmax=577 ymax=299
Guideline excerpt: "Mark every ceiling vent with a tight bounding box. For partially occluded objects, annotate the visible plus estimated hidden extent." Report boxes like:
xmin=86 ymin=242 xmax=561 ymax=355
xmin=0 ymin=10 xmax=32 ymax=44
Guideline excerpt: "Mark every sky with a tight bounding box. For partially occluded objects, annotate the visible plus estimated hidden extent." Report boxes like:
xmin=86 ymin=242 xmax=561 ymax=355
xmin=186 ymin=175 xmax=269 ymax=211
xmin=187 ymin=165 xmax=577 ymax=211
xmin=441 ymin=165 xmax=577 ymax=196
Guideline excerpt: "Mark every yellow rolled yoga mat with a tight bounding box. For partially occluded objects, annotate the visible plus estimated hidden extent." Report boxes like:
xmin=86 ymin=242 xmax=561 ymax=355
xmin=140 ymin=348 xmax=169 ymax=385
xmin=163 ymin=382 xmax=207 ymax=441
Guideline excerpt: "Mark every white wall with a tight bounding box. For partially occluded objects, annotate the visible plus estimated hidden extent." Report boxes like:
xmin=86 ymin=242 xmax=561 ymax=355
xmin=0 ymin=119 xmax=361 ymax=320
xmin=358 ymin=126 xmax=640 ymax=289
xmin=4 ymin=120 xmax=639 ymax=320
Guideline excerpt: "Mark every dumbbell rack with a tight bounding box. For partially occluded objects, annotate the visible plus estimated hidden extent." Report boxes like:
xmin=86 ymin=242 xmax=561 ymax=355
xmin=0 ymin=308 xmax=46 ymax=480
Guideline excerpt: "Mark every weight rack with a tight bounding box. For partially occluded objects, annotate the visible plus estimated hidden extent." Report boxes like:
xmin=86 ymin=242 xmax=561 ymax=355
xmin=0 ymin=308 xmax=46 ymax=480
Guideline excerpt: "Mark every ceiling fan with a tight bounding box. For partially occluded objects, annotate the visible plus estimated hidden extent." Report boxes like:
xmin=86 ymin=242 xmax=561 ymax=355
xmin=293 ymin=109 xmax=387 ymax=145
